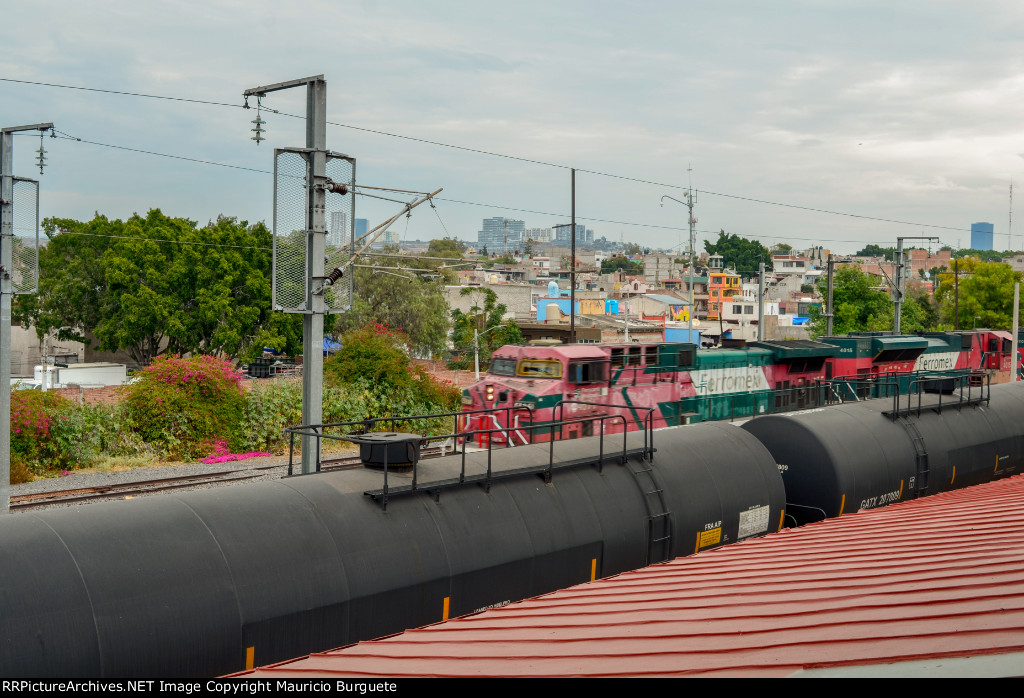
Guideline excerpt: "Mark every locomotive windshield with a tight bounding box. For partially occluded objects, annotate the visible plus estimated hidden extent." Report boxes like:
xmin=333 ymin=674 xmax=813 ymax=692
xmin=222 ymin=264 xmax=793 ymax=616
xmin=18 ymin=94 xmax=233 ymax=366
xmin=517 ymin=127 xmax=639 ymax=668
xmin=489 ymin=358 xmax=517 ymax=376
xmin=516 ymin=359 xmax=562 ymax=378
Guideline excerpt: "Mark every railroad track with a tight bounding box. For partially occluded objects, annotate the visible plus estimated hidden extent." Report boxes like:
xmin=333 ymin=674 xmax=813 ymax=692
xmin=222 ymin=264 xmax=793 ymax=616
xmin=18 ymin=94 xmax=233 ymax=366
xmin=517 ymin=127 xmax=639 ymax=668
xmin=12 ymin=445 xmax=465 ymax=510
xmin=10 ymin=466 xmax=284 ymax=511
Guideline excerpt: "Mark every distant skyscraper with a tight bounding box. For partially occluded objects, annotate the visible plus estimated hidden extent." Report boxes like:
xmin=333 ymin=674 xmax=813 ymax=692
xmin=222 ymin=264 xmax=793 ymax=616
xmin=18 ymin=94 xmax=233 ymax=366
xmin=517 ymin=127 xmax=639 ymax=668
xmin=478 ymin=217 xmax=526 ymax=252
xmin=525 ymin=227 xmax=552 ymax=243
xmin=355 ymin=218 xmax=368 ymax=242
xmin=370 ymin=229 xmax=401 ymax=249
xmin=329 ymin=211 xmax=348 ymax=248
xmin=555 ymin=224 xmax=590 ymax=245
xmin=971 ymin=222 xmax=994 ymax=250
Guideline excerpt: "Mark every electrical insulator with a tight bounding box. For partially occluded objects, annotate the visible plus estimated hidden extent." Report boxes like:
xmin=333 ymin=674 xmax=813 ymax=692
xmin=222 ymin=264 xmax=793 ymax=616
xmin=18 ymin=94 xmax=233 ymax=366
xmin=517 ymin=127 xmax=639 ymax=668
xmin=36 ymin=133 xmax=46 ymax=174
xmin=251 ymin=115 xmax=266 ymax=145
xmin=325 ymin=267 xmax=344 ymax=285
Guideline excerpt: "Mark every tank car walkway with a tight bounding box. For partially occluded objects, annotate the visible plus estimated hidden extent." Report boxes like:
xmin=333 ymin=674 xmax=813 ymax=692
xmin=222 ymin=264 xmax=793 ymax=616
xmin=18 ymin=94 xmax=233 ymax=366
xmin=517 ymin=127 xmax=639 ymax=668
xmin=240 ymin=473 xmax=1024 ymax=678
xmin=363 ymin=430 xmax=654 ymax=504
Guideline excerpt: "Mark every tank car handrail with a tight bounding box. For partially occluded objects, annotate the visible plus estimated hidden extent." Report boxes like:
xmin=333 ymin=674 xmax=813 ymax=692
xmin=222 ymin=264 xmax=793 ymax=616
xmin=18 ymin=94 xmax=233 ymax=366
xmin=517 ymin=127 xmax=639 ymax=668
xmin=894 ymin=370 xmax=991 ymax=418
xmin=284 ymin=404 xmax=539 ymax=474
xmin=358 ymin=413 xmax=637 ymax=509
xmin=553 ymin=400 xmax=655 ymax=460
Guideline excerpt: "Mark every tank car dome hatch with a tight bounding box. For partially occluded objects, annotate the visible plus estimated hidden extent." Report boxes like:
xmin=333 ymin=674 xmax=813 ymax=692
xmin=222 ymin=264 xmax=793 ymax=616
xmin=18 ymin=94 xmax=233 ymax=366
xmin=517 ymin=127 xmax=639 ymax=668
xmin=347 ymin=432 xmax=422 ymax=470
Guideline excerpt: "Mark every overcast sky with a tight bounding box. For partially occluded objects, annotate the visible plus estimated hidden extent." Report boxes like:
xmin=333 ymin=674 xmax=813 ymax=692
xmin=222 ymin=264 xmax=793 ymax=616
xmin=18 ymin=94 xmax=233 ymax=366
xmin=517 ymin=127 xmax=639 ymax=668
xmin=4 ymin=0 xmax=1024 ymax=255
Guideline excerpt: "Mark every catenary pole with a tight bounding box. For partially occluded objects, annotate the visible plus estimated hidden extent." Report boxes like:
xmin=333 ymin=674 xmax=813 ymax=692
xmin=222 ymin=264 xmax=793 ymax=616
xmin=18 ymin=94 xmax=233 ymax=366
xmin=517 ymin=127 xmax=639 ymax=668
xmin=244 ymin=77 xmax=327 ymax=475
xmin=1 ymin=122 xmax=52 ymax=514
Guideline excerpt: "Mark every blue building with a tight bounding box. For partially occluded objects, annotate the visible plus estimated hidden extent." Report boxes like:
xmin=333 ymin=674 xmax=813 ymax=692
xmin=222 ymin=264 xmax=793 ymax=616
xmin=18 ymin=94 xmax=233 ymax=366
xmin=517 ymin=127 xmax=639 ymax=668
xmin=971 ymin=222 xmax=994 ymax=250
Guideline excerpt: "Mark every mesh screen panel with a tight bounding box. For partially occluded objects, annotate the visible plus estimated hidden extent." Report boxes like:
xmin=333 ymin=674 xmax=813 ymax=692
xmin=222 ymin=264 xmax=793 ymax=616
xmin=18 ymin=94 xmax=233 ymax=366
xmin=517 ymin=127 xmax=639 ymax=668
xmin=11 ymin=177 xmax=39 ymax=294
xmin=273 ymin=150 xmax=309 ymax=311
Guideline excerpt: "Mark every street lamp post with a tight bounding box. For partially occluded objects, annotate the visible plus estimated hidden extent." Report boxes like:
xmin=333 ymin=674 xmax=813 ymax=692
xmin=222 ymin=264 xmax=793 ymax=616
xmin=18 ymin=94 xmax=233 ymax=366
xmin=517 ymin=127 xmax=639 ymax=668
xmin=661 ymin=191 xmax=697 ymax=342
xmin=474 ymin=324 xmax=504 ymax=380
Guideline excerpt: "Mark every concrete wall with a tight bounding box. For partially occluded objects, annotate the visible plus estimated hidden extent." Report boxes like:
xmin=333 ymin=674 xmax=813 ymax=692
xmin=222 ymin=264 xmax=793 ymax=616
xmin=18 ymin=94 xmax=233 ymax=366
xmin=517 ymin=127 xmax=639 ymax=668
xmin=9 ymin=325 xmax=86 ymax=377
xmin=443 ymin=284 xmax=537 ymax=317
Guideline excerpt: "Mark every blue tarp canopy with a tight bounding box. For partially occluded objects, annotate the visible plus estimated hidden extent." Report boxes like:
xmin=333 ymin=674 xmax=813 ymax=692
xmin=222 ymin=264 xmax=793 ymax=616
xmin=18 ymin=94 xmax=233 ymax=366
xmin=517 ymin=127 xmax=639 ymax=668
xmin=324 ymin=337 xmax=342 ymax=355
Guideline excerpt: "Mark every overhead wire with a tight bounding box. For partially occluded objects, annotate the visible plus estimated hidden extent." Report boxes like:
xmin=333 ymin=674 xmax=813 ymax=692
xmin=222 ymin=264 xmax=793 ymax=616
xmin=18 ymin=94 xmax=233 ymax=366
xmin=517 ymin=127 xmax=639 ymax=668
xmin=5 ymin=76 xmax=971 ymax=235
xmin=47 ymin=129 xmax=903 ymax=247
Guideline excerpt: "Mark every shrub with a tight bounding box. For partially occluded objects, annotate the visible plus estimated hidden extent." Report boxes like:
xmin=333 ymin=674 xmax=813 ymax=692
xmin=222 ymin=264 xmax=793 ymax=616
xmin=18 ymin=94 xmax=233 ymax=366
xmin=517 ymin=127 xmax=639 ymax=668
xmin=9 ymin=455 xmax=33 ymax=484
xmin=123 ymin=354 xmax=245 ymax=460
xmin=324 ymin=324 xmax=412 ymax=391
xmin=325 ymin=324 xmax=461 ymax=413
xmin=10 ymin=390 xmax=69 ymax=473
xmin=236 ymin=379 xmax=303 ymax=453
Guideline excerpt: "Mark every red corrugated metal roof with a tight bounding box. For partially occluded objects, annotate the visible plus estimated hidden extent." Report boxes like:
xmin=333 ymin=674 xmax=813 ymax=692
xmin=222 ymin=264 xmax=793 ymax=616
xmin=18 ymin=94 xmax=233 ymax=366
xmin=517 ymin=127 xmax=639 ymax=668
xmin=243 ymin=475 xmax=1024 ymax=678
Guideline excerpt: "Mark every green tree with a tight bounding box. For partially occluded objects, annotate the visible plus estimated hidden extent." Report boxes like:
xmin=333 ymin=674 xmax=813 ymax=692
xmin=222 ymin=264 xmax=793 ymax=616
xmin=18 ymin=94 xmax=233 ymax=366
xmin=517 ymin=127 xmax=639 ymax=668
xmin=937 ymin=261 xmax=1023 ymax=329
xmin=334 ymin=267 xmax=451 ymax=357
xmin=808 ymin=265 xmax=898 ymax=337
xmin=16 ymin=211 xmax=279 ymax=365
xmin=704 ymin=231 xmax=773 ymax=273
xmin=953 ymin=248 xmax=1008 ymax=263
xmin=855 ymin=244 xmax=897 ymax=260
xmin=449 ymin=288 xmax=523 ymax=369
xmin=601 ymin=256 xmax=644 ymax=275
xmin=812 ymin=265 xmax=936 ymax=336
xmin=427 ymin=236 xmax=466 ymax=259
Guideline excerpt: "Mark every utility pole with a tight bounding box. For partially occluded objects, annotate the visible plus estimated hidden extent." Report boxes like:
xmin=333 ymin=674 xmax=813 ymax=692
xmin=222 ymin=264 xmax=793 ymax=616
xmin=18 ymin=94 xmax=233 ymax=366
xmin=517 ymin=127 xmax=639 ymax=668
xmin=757 ymin=262 xmax=765 ymax=341
xmin=244 ymin=76 xmax=342 ymax=475
xmin=660 ymin=186 xmax=697 ymax=342
xmin=826 ymin=254 xmax=835 ymax=336
xmin=571 ymin=168 xmax=576 ymax=345
xmin=1 ymin=122 xmax=50 ymax=514
xmin=893 ymin=236 xmax=938 ymax=334
xmin=954 ymin=259 xmax=960 ymax=330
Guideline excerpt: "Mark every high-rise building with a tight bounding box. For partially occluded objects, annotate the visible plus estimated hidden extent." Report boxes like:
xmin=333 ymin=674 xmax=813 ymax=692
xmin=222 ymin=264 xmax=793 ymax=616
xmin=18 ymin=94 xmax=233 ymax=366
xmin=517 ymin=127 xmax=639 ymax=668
xmin=369 ymin=229 xmax=400 ymax=249
xmin=477 ymin=217 xmax=526 ymax=252
xmin=355 ymin=218 xmax=368 ymax=242
xmin=554 ymin=224 xmax=592 ymax=245
xmin=329 ymin=211 xmax=348 ymax=248
xmin=971 ymin=222 xmax=994 ymax=251
xmin=525 ymin=227 xmax=552 ymax=243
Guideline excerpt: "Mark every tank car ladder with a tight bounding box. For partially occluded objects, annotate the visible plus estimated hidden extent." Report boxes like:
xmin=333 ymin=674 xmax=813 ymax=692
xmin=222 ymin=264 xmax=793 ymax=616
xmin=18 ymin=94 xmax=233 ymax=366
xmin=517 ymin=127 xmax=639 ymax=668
xmin=897 ymin=416 xmax=930 ymax=497
xmin=624 ymin=455 xmax=673 ymax=565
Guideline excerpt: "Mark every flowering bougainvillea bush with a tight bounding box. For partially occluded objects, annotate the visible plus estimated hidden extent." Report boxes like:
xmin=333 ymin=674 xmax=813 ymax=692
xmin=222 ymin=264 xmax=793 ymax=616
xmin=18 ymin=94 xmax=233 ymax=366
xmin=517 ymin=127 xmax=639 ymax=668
xmin=123 ymin=354 xmax=245 ymax=460
xmin=9 ymin=389 xmax=153 ymax=481
xmin=9 ymin=390 xmax=68 ymax=474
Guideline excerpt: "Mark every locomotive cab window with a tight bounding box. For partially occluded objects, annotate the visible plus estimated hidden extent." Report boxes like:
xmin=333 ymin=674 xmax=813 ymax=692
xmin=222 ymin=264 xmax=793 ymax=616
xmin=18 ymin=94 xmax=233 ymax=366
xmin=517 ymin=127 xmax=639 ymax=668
xmin=516 ymin=359 xmax=562 ymax=378
xmin=568 ymin=360 xmax=608 ymax=384
xmin=489 ymin=358 xmax=517 ymax=376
